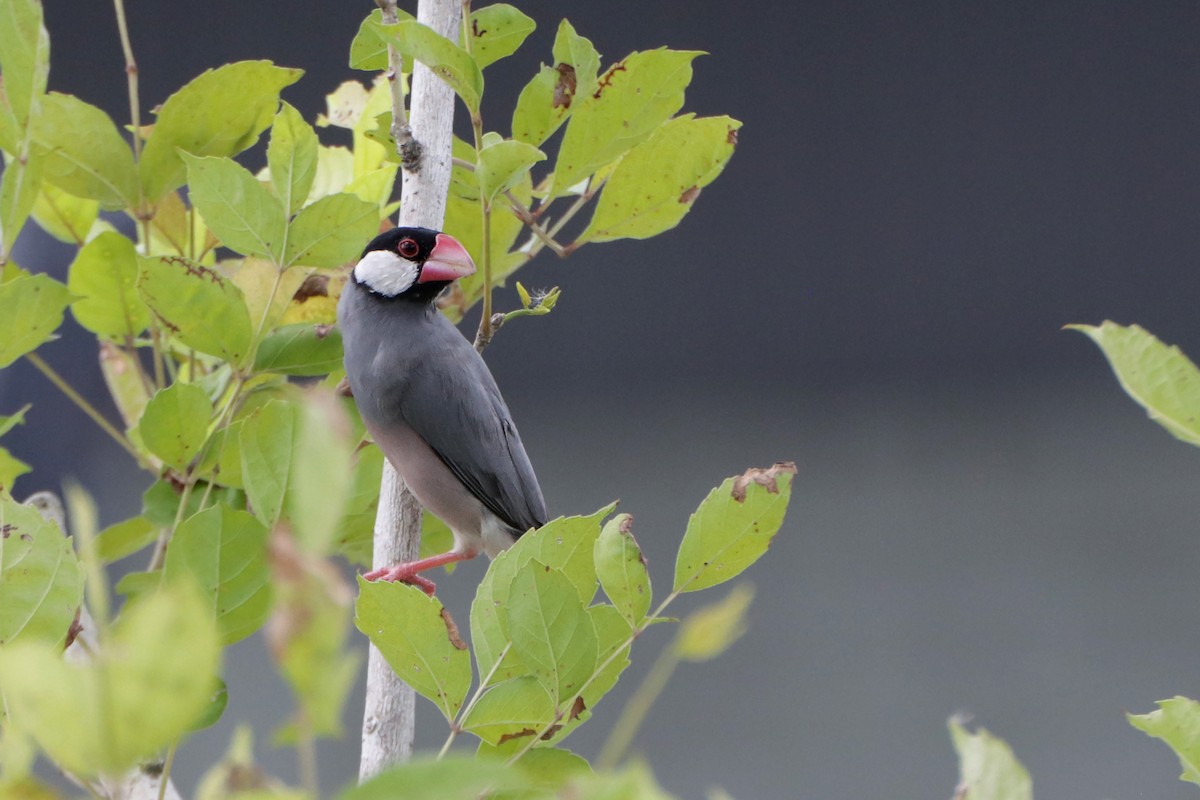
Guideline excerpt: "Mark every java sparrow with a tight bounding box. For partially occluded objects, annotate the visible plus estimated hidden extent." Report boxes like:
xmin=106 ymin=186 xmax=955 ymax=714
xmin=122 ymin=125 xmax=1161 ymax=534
xmin=337 ymin=227 xmax=547 ymax=593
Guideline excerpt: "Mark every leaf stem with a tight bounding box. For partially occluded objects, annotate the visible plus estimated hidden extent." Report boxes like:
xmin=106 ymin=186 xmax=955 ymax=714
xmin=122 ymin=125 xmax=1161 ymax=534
xmin=24 ymin=352 xmax=150 ymax=469
xmin=438 ymin=641 xmax=512 ymax=759
xmin=595 ymin=638 xmax=681 ymax=768
xmin=155 ymin=744 xmax=177 ymax=800
xmin=504 ymin=190 xmax=568 ymax=257
xmin=376 ymin=0 xmax=420 ymax=169
xmin=110 ymin=0 xmax=150 ymax=246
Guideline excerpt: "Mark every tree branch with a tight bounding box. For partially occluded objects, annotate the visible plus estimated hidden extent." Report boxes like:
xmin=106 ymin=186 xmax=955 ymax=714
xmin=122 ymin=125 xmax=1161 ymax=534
xmin=359 ymin=0 xmax=461 ymax=782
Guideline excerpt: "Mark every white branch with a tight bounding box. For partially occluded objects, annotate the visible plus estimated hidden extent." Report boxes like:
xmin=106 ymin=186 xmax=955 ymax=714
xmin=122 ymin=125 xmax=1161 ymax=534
xmin=23 ymin=492 xmax=182 ymax=800
xmin=359 ymin=0 xmax=461 ymax=782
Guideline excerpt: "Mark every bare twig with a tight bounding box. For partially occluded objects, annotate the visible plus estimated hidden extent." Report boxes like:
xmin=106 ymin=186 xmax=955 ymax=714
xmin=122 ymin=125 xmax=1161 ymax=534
xmin=359 ymin=0 xmax=462 ymax=782
xmin=375 ymin=0 xmax=421 ymax=170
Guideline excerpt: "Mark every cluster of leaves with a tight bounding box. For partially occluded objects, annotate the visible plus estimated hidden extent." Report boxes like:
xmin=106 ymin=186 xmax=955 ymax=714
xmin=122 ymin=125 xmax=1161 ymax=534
xmin=0 ymin=0 xmax=773 ymax=796
xmin=1071 ymin=321 xmax=1200 ymax=785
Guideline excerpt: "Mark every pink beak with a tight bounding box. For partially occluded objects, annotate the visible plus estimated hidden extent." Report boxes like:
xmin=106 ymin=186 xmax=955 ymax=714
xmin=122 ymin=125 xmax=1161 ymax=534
xmin=417 ymin=233 xmax=476 ymax=284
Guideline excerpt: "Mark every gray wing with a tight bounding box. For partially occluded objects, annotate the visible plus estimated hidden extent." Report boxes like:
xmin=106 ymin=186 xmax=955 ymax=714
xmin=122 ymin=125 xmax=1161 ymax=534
xmin=398 ymin=332 xmax=546 ymax=535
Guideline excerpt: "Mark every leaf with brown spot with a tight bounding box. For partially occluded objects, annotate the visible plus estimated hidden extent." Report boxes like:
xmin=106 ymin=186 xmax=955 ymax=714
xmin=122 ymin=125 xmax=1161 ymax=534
xmin=731 ymin=461 xmax=797 ymax=503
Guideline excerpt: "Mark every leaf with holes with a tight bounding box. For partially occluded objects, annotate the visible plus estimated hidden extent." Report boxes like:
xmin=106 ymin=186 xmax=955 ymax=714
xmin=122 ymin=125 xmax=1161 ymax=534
xmin=674 ymin=463 xmax=795 ymax=593
xmin=511 ymin=21 xmax=599 ymax=147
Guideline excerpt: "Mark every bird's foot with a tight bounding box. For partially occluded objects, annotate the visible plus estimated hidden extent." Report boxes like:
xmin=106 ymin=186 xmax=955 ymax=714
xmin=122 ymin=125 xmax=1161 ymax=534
xmin=362 ymin=563 xmax=437 ymax=595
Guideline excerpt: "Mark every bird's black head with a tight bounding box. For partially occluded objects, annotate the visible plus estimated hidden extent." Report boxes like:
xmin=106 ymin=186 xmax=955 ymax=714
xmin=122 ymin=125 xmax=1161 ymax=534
xmin=353 ymin=227 xmax=476 ymax=301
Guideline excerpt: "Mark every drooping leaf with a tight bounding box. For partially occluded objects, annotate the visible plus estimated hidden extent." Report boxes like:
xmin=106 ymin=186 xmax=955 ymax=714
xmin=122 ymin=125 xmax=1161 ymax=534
xmin=0 ymin=146 xmax=42 ymax=257
xmin=182 ymin=153 xmax=286 ymax=262
xmin=674 ymin=463 xmax=795 ymax=593
xmin=355 ymin=578 xmax=472 ymax=722
xmin=268 ymin=102 xmax=318 ymax=216
xmin=32 ymin=93 xmax=138 ymax=209
xmin=0 ymin=273 xmax=72 ymax=368
xmin=675 ymin=584 xmax=753 ymax=661
xmin=138 ymin=255 xmax=254 ymax=365
xmin=580 ymin=115 xmax=740 ymax=242
xmin=1129 ymin=697 xmax=1200 ymax=787
xmin=30 ymin=180 xmax=99 ymax=244
xmin=1069 ymin=322 xmax=1200 ymax=448
xmin=286 ymin=389 xmax=353 ymax=554
xmin=67 ymin=231 xmax=150 ymax=338
xmin=476 ymin=138 xmax=545 ymax=206
xmin=551 ymin=49 xmax=701 ymax=199
xmin=163 ymin=506 xmax=271 ymax=645
xmin=0 ymin=0 xmax=49 ymax=127
xmin=469 ymin=5 xmax=536 ymax=69
xmin=284 ymin=192 xmax=380 ymax=268
xmin=0 ymin=582 xmax=220 ymax=777
xmin=371 ymin=20 xmax=484 ymax=113
xmin=507 ymin=565 xmax=598 ymax=705
xmin=94 ymin=515 xmax=157 ymax=564
xmin=136 ymin=382 xmax=212 ymax=470
xmin=342 ymin=756 xmax=530 ymax=800
xmin=0 ymin=495 xmax=83 ymax=647
xmin=239 ymin=398 xmax=296 ymax=526
xmin=948 ymin=718 xmax=1033 ymax=800
xmin=99 ymin=340 xmax=151 ymax=430
xmin=462 ymin=676 xmax=555 ymax=746
xmin=254 ymin=323 xmax=343 ymax=376
xmin=140 ymin=61 xmax=303 ymax=200
xmin=594 ymin=513 xmax=651 ymax=625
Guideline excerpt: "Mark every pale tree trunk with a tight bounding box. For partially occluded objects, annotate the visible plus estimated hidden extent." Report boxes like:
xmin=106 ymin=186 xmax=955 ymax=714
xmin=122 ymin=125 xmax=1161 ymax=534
xmin=358 ymin=0 xmax=461 ymax=782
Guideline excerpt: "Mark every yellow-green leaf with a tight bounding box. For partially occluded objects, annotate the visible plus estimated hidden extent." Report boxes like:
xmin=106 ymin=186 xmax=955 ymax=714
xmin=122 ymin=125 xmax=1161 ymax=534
xmin=507 ymin=565 xmax=597 ymax=705
xmin=476 ymin=138 xmax=545 ymax=205
xmin=581 ymin=115 xmax=740 ymax=243
xmin=67 ymin=231 xmax=150 ymax=338
xmin=371 ymin=20 xmax=484 ymax=113
xmin=673 ymin=463 xmax=795 ymax=593
xmin=594 ymin=513 xmax=651 ymax=625
xmin=182 ymin=153 xmax=286 ymax=261
xmin=1069 ymin=321 xmax=1200 ymax=448
xmin=137 ymin=255 xmax=254 ymax=365
xmin=0 ymin=495 xmax=83 ymax=647
xmin=1128 ymin=697 xmax=1200 ymax=786
xmin=462 ymin=676 xmax=555 ymax=745
xmin=284 ymin=192 xmax=380 ymax=268
xmin=675 ymin=584 xmax=752 ymax=661
xmin=30 ymin=180 xmax=99 ymax=244
xmin=0 ymin=0 xmax=49 ymax=127
xmin=136 ymin=381 xmax=212 ymax=470
xmin=0 ymin=273 xmax=71 ymax=368
xmin=948 ymin=718 xmax=1033 ymax=800
xmin=469 ymin=5 xmax=536 ymax=69
xmin=268 ymin=102 xmax=318 ymax=216
xmin=239 ymin=398 xmax=296 ymax=526
xmin=32 ymin=93 xmax=138 ymax=209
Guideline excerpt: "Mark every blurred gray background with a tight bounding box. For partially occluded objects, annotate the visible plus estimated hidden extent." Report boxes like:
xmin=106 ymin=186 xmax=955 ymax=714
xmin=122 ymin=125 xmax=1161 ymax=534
xmin=5 ymin=1 xmax=1200 ymax=797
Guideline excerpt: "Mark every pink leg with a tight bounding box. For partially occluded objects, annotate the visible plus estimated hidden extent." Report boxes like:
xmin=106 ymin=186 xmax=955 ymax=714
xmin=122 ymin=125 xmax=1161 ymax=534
xmin=362 ymin=550 xmax=478 ymax=595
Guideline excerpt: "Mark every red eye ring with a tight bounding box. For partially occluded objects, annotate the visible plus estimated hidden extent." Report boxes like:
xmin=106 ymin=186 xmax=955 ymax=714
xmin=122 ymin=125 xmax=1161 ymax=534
xmin=397 ymin=238 xmax=420 ymax=258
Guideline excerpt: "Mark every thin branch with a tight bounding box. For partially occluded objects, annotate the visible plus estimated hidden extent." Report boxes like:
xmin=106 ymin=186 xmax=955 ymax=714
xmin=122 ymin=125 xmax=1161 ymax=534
xmin=110 ymin=0 xmax=150 ymax=247
xmin=504 ymin=189 xmax=568 ymax=257
xmin=376 ymin=0 xmax=421 ymax=170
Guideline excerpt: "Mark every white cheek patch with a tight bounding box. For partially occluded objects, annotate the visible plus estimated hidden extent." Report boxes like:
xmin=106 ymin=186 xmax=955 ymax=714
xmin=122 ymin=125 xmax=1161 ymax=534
xmin=354 ymin=250 xmax=419 ymax=297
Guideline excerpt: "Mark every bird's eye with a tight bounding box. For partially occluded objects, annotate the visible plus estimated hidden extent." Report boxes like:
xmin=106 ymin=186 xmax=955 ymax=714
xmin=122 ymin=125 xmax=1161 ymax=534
xmin=397 ymin=238 xmax=420 ymax=259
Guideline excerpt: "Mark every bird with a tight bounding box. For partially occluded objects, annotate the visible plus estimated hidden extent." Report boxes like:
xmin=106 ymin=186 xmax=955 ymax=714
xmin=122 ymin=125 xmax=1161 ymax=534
xmin=337 ymin=226 xmax=547 ymax=594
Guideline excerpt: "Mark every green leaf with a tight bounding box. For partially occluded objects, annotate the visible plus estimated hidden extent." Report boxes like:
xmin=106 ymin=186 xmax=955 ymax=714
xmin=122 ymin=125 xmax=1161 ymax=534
xmin=0 ymin=403 xmax=29 ymax=439
xmin=163 ymin=506 xmax=271 ymax=645
xmin=948 ymin=718 xmax=1033 ymax=800
xmin=94 ymin=515 xmax=157 ymax=564
xmin=675 ymin=584 xmax=753 ymax=661
xmin=510 ymin=22 xmax=599 ymax=147
xmin=31 ymin=93 xmax=138 ymax=209
xmin=470 ymin=5 xmax=536 ymax=69
xmin=674 ymin=463 xmax=796 ymax=593
xmin=0 ymin=447 xmax=30 ymax=492
xmin=140 ymin=61 xmax=303 ymax=200
xmin=138 ymin=255 xmax=254 ymax=365
xmin=581 ymin=603 xmax=632 ymax=710
xmin=507 ymin=565 xmax=598 ymax=705
xmin=1069 ymin=321 xmax=1200 ymax=448
xmin=552 ymin=20 xmax=601 ymax=93
xmin=0 ymin=581 xmax=220 ymax=777
xmin=0 ymin=273 xmax=71 ymax=368
xmin=355 ymin=578 xmax=472 ymax=722
xmin=594 ymin=513 xmax=651 ymax=625
xmin=0 ymin=152 xmax=43 ymax=259
xmin=239 ymin=398 xmax=296 ymax=526
xmin=284 ymin=191 xmax=380 ymax=268
xmin=349 ymin=8 xmax=413 ymax=71
xmin=581 ymin=115 xmax=740 ymax=243
xmin=191 ymin=678 xmax=229 ymax=732
xmin=99 ymin=340 xmax=151 ymax=430
xmin=371 ymin=20 xmax=484 ymax=113
xmin=1129 ymin=697 xmax=1200 ymax=786
xmin=343 ymin=756 xmax=529 ymax=800
xmin=30 ymin=180 xmax=98 ymax=244
xmin=476 ymin=139 xmax=545 ymax=206
xmin=551 ymin=49 xmax=701 ymax=199
xmin=286 ymin=390 xmax=353 ymax=554
xmin=67 ymin=231 xmax=150 ymax=338
xmin=510 ymin=747 xmax=593 ymax=790
xmin=0 ymin=495 xmax=83 ymax=647
xmin=0 ymin=0 xmax=49 ymax=126
xmin=254 ymin=323 xmax=343 ymax=376
xmin=462 ymin=676 xmax=556 ymax=746
xmin=268 ymin=102 xmax=318 ymax=216
xmin=565 ymin=762 xmax=676 ymax=800
xmin=181 ymin=153 xmax=286 ymax=261
xmin=137 ymin=382 xmax=212 ymax=470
